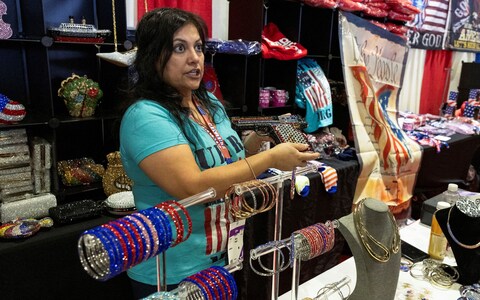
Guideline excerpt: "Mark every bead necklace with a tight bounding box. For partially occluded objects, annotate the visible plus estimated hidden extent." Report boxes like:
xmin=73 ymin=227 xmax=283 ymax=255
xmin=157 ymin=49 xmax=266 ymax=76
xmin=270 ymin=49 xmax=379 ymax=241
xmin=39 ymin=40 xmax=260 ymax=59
xmin=446 ymin=206 xmax=480 ymax=250
xmin=353 ymin=198 xmax=400 ymax=262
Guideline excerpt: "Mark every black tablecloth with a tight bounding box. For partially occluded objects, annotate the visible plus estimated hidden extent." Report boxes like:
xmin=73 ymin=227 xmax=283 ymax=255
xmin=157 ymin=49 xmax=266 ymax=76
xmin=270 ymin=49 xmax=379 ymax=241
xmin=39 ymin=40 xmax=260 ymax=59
xmin=412 ymin=133 xmax=480 ymax=218
xmin=0 ymin=216 xmax=134 ymax=300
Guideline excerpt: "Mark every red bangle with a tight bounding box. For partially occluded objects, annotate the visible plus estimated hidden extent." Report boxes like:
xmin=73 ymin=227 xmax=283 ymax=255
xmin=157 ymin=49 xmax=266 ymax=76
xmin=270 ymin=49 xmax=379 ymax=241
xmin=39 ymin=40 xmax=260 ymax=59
xmin=108 ymin=220 xmax=136 ymax=269
xmin=117 ymin=218 xmax=144 ymax=265
xmin=166 ymin=200 xmax=192 ymax=243
xmin=204 ymin=268 xmax=227 ymax=300
xmin=156 ymin=202 xmax=184 ymax=247
xmin=125 ymin=215 xmax=152 ymax=262
xmin=102 ymin=223 xmax=129 ymax=271
xmin=189 ymin=273 xmax=214 ymax=300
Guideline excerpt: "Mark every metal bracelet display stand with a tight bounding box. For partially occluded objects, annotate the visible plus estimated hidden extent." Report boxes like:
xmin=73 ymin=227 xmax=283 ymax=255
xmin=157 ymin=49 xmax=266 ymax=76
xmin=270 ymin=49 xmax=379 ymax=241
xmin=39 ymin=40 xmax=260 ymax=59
xmin=234 ymin=164 xmax=318 ymax=300
xmin=155 ymin=188 xmax=217 ymax=292
xmin=250 ymin=219 xmax=339 ymax=300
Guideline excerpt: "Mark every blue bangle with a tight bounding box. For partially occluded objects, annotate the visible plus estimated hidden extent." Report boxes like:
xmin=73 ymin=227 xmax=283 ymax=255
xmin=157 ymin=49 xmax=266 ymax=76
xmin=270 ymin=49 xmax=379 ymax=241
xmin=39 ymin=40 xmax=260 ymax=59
xmin=150 ymin=207 xmax=173 ymax=252
xmin=107 ymin=221 xmax=133 ymax=271
xmin=204 ymin=268 xmax=228 ymax=300
xmin=142 ymin=207 xmax=172 ymax=254
xmin=210 ymin=266 xmax=238 ymax=300
xmin=88 ymin=227 xmax=121 ymax=279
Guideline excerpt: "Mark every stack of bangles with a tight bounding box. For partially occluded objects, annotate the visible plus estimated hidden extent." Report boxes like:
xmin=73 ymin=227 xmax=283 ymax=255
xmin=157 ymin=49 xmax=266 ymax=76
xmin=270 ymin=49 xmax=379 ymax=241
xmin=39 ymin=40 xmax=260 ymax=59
xmin=293 ymin=220 xmax=336 ymax=261
xmin=249 ymin=221 xmax=337 ymax=277
xmin=409 ymin=258 xmax=459 ymax=288
xmin=78 ymin=200 xmax=192 ymax=281
xmin=179 ymin=265 xmax=238 ymax=300
xmin=225 ymin=179 xmax=278 ymax=220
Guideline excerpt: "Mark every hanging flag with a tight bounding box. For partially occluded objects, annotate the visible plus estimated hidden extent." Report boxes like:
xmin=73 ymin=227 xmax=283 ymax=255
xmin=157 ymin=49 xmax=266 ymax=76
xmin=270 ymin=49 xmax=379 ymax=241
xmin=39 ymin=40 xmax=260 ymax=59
xmin=406 ymin=0 xmax=449 ymax=49
xmin=339 ymin=12 xmax=423 ymax=211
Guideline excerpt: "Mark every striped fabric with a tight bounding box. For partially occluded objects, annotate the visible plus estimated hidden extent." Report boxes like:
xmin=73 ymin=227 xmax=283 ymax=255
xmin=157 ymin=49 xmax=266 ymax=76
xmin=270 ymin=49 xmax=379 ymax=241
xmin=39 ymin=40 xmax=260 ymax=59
xmin=318 ymin=163 xmax=338 ymax=194
xmin=204 ymin=201 xmax=231 ymax=255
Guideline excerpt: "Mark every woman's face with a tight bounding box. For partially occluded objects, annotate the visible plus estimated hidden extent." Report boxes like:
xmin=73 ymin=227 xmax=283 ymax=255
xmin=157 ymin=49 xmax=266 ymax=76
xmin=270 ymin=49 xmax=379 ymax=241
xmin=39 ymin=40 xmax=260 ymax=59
xmin=161 ymin=23 xmax=204 ymax=97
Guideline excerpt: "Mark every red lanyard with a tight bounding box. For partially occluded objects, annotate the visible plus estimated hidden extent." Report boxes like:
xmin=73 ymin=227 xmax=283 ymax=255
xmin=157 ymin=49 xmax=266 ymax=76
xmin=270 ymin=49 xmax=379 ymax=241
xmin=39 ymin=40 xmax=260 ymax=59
xmin=191 ymin=98 xmax=233 ymax=164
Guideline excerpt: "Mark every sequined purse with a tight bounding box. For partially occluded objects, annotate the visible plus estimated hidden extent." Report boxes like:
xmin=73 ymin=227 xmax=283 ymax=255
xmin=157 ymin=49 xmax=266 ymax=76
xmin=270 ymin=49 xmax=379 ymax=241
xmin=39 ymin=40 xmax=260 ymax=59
xmin=102 ymin=151 xmax=133 ymax=197
xmin=48 ymin=199 xmax=103 ymax=225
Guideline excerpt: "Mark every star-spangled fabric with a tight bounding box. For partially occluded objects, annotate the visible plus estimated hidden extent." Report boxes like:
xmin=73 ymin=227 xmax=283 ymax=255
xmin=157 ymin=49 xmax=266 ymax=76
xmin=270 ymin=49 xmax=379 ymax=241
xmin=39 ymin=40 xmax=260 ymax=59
xmin=464 ymin=99 xmax=480 ymax=118
xmin=468 ymin=89 xmax=479 ymax=101
xmin=444 ymin=91 xmax=458 ymax=115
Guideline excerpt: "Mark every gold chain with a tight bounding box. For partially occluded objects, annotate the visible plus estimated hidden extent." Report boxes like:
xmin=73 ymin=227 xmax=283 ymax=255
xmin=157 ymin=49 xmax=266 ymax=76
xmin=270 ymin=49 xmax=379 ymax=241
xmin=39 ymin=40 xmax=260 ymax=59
xmin=111 ymin=0 xmax=117 ymax=52
xmin=353 ymin=198 xmax=400 ymax=262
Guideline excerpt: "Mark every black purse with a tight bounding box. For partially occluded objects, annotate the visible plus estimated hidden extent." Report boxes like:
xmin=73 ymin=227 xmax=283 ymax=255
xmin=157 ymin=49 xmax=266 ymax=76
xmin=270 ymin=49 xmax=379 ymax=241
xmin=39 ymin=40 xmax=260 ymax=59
xmin=48 ymin=200 xmax=103 ymax=225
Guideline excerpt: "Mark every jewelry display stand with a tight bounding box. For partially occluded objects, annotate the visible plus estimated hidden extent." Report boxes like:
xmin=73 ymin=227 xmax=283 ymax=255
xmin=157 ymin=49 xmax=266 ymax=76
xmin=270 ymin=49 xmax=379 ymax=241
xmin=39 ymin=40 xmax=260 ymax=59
xmin=235 ymin=164 xmax=318 ymax=300
xmin=250 ymin=220 xmax=338 ymax=300
xmin=436 ymin=197 xmax=480 ymax=285
xmin=337 ymin=198 xmax=401 ymax=300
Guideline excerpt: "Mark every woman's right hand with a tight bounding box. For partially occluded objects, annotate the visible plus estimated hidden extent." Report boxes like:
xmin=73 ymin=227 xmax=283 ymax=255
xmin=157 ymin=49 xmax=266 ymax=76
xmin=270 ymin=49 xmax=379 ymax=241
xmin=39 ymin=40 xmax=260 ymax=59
xmin=269 ymin=142 xmax=320 ymax=171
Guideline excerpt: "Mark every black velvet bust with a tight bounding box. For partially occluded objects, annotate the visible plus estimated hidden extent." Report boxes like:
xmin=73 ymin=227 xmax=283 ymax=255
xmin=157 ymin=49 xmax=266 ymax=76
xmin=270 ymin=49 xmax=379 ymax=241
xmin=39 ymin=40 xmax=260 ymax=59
xmin=436 ymin=203 xmax=480 ymax=285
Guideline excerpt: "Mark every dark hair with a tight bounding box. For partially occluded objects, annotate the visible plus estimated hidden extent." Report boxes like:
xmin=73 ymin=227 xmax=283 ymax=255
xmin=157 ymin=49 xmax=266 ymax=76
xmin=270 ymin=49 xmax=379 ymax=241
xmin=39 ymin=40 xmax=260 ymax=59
xmin=121 ymin=8 xmax=225 ymax=145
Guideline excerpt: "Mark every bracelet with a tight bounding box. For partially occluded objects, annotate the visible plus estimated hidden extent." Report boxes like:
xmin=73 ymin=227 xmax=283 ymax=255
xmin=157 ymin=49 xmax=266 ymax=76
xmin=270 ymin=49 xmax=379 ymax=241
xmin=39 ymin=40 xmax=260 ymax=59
xmin=243 ymin=157 xmax=257 ymax=180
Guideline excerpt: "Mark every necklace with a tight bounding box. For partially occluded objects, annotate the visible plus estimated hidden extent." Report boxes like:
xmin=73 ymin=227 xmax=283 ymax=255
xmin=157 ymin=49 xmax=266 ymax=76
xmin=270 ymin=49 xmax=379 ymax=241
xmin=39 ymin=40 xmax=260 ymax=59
xmin=446 ymin=206 xmax=480 ymax=250
xmin=353 ymin=198 xmax=400 ymax=262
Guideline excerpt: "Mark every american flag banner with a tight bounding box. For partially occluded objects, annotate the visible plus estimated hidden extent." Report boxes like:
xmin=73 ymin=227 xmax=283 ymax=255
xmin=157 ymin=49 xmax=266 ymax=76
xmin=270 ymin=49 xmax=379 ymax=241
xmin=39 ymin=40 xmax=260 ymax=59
xmin=406 ymin=0 xmax=449 ymax=49
xmin=339 ymin=12 xmax=423 ymax=210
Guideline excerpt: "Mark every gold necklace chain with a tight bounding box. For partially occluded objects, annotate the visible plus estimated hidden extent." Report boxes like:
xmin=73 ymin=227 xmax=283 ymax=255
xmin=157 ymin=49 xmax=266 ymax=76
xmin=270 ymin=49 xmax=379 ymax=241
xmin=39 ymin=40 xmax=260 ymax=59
xmin=111 ymin=0 xmax=117 ymax=52
xmin=446 ymin=205 xmax=480 ymax=250
xmin=353 ymin=198 xmax=400 ymax=263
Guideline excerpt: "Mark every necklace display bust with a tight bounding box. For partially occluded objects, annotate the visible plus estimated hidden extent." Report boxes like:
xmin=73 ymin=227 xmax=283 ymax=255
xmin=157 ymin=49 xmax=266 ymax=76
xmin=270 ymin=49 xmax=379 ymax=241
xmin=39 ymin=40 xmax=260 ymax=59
xmin=436 ymin=197 xmax=480 ymax=285
xmin=338 ymin=198 xmax=401 ymax=300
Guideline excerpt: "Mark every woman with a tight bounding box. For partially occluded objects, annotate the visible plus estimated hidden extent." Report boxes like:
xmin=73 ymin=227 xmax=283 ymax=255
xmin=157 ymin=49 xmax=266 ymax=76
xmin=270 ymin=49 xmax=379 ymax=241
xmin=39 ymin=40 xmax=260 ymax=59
xmin=119 ymin=7 xmax=319 ymax=298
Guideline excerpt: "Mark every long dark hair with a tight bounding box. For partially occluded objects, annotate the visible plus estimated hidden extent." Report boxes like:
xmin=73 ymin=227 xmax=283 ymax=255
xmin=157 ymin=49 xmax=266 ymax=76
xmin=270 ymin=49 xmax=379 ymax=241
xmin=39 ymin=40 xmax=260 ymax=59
xmin=121 ymin=8 xmax=225 ymax=145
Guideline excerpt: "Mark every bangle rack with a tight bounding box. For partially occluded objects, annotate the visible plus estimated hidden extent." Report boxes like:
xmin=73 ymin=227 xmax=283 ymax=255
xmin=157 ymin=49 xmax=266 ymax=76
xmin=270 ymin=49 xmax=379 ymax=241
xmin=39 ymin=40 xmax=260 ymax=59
xmin=78 ymin=188 xmax=217 ymax=282
xmin=249 ymin=220 xmax=339 ymax=300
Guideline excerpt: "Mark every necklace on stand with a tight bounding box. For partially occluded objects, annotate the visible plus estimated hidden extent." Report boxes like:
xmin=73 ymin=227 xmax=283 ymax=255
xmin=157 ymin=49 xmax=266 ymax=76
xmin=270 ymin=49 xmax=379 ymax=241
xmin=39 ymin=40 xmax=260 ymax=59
xmin=446 ymin=205 xmax=480 ymax=250
xmin=96 ymin=0 xmax=137 ymax=67
xmin=353 ymin=198 xmax=400 ymax=262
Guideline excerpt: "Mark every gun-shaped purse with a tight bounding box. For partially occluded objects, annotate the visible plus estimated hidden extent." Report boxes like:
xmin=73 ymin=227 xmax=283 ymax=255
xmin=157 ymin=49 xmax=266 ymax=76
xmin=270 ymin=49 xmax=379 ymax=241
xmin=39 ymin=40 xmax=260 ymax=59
xmin=230 ymin=115 xmax=310 ymax=146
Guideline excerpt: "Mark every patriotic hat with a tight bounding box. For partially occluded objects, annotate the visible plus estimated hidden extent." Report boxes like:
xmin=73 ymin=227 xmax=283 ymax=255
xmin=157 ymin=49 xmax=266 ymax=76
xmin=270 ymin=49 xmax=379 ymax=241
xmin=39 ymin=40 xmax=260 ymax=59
xmin=0 ymin=93 xmax=26 ymax=124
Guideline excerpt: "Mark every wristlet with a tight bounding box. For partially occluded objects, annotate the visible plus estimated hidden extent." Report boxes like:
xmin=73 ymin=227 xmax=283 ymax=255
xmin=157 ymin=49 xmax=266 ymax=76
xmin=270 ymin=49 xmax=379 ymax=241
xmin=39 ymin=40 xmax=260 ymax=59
xmin=48 ymin=199 xmax=103 ymax=225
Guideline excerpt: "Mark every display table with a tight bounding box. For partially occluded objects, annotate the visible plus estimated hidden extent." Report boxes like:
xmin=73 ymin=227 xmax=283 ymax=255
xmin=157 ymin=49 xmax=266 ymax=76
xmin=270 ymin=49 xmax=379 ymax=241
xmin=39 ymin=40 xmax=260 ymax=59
xmin=279 ymin=220 xmax=462 ymax=300
xmin=415 ymin=133 xmax=480 ymax=194
xmin=0 ymin=215 xmax=134 ymax=299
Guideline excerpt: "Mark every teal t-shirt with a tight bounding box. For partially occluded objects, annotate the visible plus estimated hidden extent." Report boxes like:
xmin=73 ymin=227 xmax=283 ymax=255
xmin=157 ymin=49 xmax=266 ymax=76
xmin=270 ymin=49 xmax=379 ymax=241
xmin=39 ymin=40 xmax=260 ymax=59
xmin=119 ymin=96 xmax=244 ymax=285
